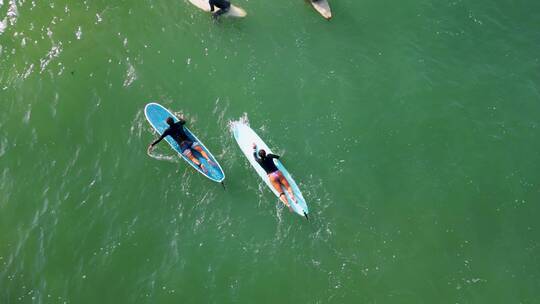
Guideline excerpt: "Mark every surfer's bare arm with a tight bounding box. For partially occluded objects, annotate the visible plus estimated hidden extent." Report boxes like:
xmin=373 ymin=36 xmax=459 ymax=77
xmin=149 ymin=129 xmax=170 ymax=149
xmin=150 ymin=135 xmax=164 ymax=148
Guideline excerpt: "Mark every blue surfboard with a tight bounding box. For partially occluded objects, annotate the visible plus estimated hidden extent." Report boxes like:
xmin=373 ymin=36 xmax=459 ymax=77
xmin=144 ymin=102 xmax=225 ymax=183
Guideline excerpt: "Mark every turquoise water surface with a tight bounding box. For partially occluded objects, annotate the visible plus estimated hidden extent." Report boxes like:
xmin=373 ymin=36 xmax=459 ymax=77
xmin=1 ymin=0 xmax=539 ymax=303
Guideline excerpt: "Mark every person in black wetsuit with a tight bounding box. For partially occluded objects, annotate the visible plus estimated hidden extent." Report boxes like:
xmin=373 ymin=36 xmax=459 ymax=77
xmin=252 ymin=143 xmax=296 ymax=211
xmin=148 ymin=116 xmax=213 ymax=172
xmin=209 ymin=0 xmax=231 ymax=19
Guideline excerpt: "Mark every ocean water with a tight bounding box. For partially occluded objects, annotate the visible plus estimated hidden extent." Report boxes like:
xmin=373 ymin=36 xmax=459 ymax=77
xmin=1 ymin=0 xmax=539 ymax=303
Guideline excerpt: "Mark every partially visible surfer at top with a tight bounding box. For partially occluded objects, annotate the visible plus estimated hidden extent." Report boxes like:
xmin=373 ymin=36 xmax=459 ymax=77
xmin=148 ymin=117 xmax=214 ymax=172
xmin=209 ymin=0 xmax=231 ymax=19
xmin=252 ymin=143 xmax=296 ymax=211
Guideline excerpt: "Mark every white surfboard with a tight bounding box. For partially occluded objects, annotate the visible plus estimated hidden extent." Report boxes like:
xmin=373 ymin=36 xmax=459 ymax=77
xmin=232 ymin=122 xmax=309 ymax=218
xmin=188 ymin=0 xmax=247 ymax=17
xmin=311 ymin=0 xmax=332 ymax=20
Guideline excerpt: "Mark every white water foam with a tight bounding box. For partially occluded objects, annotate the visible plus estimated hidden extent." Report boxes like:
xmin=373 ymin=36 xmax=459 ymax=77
xmin=227 ymin=112 xmax=250 ymax=132
xmin=146 ymin=149 xmax=178 ymax=163
xmin=75 ymin=26 xmax=82 ymax=40
xmin=0 ymin=0 xmax=17 ymax=35
xmin=0 ymin=18 xmax=6 ymax=35
xmin=39 ymin=43 xmax=62 ymax=73
xmin=7 ymin=0 xmax=17 ymax=25
xmin=123 ymin=61 xmax=136 ymax=87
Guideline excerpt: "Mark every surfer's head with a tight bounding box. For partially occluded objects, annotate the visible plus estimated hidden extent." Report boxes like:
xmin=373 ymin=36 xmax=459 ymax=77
xmin=258 ymin=149 xmax=267 ymax=158
xmin=166 ymin=117 xmax=174 ymax=126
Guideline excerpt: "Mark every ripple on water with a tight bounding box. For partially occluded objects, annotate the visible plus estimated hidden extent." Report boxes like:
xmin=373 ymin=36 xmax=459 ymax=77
xmin=1 ymin=0 xmax=18 ymax=35
xmin=0 ymin=18 xmax=6 ymax=35
xmin=39 ymin=43 xmax=63 ymax=73
xmin=75 ymin=25 xmax=82 ymax=40
xmin=123 ymin=61 xmax=137 ymax=87
xmin=0 ymin=137 xmax=7 ymax=158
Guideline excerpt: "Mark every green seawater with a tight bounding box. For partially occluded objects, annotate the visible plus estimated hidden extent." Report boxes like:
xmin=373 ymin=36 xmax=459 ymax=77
xmin=1 ymin=0 xmax=539 ymax=303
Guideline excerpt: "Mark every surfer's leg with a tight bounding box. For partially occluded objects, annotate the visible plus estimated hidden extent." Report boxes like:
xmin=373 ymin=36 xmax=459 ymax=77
xmin=277 ymin=172 xmax=296 ymax=202
xmin=180 ymin=141 xmax=198 ymax=164
xmin=269 ymin=173 xmax=292 ymax=211
xmin=192 ymin=144 xmax=216 ymax=166
xmin=183 ymin=149 xmax=201 ymax=166
xmin=180 ymin=141 xmax=204 ymax=171
xmin=192 ymin=144 xmax=209 ymax=160
xmin=279 ymin=193 xmax=293 ymax=212
xmin=187 ymin=153 xmax=207 ymax=173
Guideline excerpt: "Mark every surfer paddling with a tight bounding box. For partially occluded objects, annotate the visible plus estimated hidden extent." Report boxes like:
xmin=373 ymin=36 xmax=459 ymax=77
xmin=148 ymin=116 xmax=214 ymax=172
xmin=252 ymin=143 xmax=296 ymax=211
xmin=209 ymin=0 xmax=231 ymax=19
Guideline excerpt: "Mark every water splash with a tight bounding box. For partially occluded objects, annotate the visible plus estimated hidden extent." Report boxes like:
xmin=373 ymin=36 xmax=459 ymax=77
xmin=146 ymin=149 xmax=178 ymax=163
xmin=227 ymin=112 xmax=250 ymax=132
xmin=39 ymin=43 xmax=63 ymax=73
xmin=22 ymin=63 xmax=34 ymax=79
xmin=0 ymin=0 xmax=18 ymax=35
xmin=75 ymin=26 xmax=82 ymax=40
xmin=7 ymin=0 xmax=18 ymax=25
xmin=123 ymin=61 xmax=137 ymax=87
xmin=0 ymin=18 xmax=6 ymax=35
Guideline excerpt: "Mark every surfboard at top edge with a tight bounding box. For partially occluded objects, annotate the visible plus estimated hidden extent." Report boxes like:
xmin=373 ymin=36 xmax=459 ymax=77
xmin=187 ymin=0 xmax=247 ymax=17
xmin=144 ymin=102 xmax=225 ymax=183
xmin=311 ymin=0 xmax=332 ymax=20
xmin=232 ymin=122 xmax=309 ymax=217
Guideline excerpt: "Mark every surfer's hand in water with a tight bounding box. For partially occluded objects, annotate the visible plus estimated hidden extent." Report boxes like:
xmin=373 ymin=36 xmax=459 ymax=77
xmin=252 ymin=143 xmax=257 ymax=149
xmin=173 ymin=112 xmax=187 ymax=123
